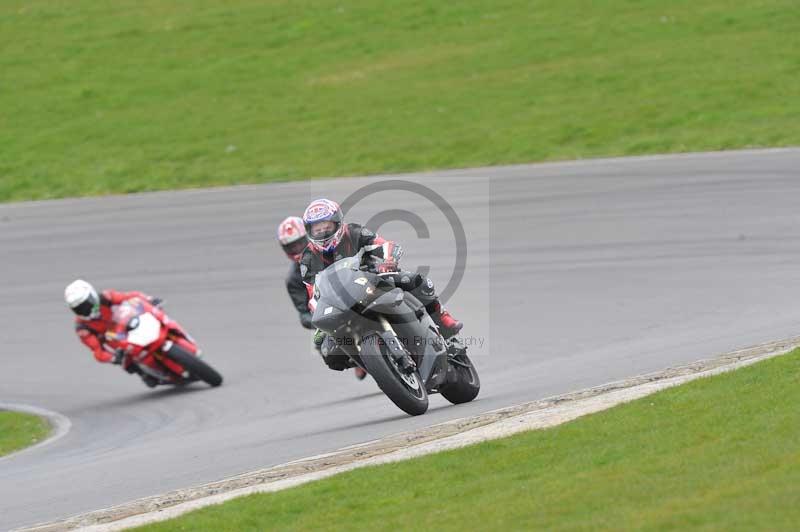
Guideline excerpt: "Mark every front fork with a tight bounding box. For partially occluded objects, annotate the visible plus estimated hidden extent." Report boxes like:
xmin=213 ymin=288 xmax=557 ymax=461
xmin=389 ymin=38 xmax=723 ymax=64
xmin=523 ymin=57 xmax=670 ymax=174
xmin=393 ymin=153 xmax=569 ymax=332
xmin=376 ymin=316 xmax=417 ymax=372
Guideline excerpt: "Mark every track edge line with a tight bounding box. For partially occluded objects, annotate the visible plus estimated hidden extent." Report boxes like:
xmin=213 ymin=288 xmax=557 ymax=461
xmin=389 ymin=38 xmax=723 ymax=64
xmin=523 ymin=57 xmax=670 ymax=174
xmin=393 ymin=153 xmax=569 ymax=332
xmin=0 ymin=403 xmax=71 ymax=464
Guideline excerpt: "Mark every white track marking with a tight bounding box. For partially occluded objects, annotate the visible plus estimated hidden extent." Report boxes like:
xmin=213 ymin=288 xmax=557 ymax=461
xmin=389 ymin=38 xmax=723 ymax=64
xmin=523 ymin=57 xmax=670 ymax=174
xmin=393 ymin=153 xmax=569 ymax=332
xmin=0 ymin=403 xmax=71 ymax=463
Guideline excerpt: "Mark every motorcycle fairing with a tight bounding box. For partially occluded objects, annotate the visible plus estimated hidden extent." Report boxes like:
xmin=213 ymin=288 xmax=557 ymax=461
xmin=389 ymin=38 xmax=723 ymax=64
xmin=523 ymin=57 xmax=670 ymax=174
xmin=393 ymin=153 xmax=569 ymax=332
xmin=127 ymin=312 xmax=161 ymax=347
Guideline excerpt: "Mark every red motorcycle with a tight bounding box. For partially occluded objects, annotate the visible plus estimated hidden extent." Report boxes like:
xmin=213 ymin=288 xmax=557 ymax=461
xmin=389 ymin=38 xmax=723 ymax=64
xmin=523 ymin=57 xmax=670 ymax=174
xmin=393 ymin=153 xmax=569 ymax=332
xmin=104 ymin=298 xmax=223 ymax=387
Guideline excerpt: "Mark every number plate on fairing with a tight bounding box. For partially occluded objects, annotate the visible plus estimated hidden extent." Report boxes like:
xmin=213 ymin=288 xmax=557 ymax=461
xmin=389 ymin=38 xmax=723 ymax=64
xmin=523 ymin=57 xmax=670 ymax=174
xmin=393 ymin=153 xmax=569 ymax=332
xmin=126 ymin=312 xmax=161 ymax=347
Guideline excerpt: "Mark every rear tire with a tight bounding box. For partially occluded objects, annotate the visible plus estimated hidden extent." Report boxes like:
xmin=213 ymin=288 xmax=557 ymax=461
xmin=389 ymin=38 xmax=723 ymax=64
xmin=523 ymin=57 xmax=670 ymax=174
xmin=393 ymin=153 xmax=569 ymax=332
xmin=440 ymin=353 xmax=480 ymax=404
xmin=165 ymin=344 xmax=223 ymax=387
xmin=360 ymin=334 xmax=428 ymax=416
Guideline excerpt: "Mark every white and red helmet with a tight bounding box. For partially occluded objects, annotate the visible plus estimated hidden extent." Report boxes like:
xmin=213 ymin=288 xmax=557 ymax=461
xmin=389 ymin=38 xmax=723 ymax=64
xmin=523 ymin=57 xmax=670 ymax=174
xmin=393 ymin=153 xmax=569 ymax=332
xmin=65 ymin=279 xmax=101 ymax=319
xmin=303 ymin=199 xmax=344 ymax=253
xmin=277 ymin=216 xmax=308 ymax=261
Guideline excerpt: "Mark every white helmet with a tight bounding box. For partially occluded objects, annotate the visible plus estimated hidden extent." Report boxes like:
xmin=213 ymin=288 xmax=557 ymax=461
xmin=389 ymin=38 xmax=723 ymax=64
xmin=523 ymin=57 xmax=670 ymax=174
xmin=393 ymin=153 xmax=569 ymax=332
xmin=64 ymin=280 xmax=100 ymax=319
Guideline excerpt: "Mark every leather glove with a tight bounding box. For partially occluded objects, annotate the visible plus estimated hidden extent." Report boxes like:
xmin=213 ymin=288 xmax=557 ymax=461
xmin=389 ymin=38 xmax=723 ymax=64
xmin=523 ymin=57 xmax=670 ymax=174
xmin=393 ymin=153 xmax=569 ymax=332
xmin=313 ymin=329 xmax=326 ymax=348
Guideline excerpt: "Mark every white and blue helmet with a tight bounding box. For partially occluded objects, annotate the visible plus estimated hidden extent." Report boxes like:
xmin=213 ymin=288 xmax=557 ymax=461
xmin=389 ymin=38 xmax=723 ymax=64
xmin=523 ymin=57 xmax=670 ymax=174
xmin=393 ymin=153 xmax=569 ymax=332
xmin=303 ymin=199 xmax=344 ymax=253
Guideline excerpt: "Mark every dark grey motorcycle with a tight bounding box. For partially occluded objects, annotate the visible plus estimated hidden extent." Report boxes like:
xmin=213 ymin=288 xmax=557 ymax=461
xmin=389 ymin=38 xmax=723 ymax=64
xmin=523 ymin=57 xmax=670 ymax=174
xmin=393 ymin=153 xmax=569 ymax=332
xmin=311 ymin=247 xmax=480 ymax=416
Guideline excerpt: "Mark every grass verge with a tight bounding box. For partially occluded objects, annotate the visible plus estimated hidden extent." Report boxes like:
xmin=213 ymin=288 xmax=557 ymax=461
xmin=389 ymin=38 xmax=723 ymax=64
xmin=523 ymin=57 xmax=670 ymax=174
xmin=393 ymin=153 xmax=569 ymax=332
xmin=2 ymin=0 xmax=799 ymax=201
xmin=136 ymin=349 xmax=800 ymax=531
xmin=0 ymin=410 xmax=51 ymax=457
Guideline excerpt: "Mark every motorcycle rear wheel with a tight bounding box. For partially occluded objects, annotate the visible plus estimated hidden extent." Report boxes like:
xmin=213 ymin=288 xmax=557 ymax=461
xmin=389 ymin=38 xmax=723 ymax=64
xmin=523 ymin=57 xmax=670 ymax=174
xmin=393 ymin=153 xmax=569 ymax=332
xmin=360 ymin=333 xmax=428 ymax=416
xmin=165 ymin=344 xmax=223 ymax=387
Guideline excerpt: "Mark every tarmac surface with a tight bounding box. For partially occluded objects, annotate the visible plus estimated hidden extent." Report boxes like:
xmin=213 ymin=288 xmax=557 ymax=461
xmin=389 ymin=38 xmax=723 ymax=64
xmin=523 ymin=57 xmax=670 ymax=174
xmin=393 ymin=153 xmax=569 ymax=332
xmin=1 ymin=149 xmax=799 ymax=529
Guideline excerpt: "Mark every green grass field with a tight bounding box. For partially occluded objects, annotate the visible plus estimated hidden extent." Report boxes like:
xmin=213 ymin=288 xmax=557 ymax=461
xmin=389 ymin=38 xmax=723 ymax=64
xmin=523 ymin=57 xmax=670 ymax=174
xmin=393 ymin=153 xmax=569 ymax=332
xmin=2 ymin=0 xmax=798 ymax=201
xmin=138 ymin=350 xmax=800 ymax=531
xmin=0 ymin=411 xmax=51 ymax=457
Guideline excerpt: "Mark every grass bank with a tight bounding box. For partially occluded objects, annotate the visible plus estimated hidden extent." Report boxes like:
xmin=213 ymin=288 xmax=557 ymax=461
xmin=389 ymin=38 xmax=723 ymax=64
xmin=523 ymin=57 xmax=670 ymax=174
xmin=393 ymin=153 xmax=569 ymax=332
xmin=0 ymin=410 xmax=51 ymax=457
xmin=137 ymin=350 xmax=800 ymax=531
xmin=2 ymin=0 xmax=799 ymax=201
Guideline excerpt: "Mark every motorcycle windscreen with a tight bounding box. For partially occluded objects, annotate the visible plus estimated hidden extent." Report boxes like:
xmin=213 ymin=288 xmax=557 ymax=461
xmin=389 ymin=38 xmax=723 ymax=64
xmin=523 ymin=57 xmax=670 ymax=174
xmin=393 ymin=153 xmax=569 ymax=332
xmin=314 ymin=266 xmax=375 ymax=312
xmin=111 ymin=300 xmax=142 ymax=324
xmin=312 ymin=266 xmax=375 ymax=330
xmin=126 ymin=312 xmax=162 ymax=347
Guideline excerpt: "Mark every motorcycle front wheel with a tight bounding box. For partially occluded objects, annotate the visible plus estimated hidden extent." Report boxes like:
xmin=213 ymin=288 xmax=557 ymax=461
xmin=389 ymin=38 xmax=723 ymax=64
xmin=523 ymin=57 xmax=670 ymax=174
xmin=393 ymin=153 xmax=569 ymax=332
xmin=165 ymin=343 xmax=223 ymax=387
xmin=360 ymin=333 xmax=428 ymax=416
xmin=440 ymin=352 xmax=480 ymax=405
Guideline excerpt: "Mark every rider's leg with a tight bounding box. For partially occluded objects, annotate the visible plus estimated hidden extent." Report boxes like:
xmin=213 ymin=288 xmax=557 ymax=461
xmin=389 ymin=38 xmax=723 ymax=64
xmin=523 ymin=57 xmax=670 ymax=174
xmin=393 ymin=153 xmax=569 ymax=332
xmin=314 ymin=331 xmax=366 ymax=379
xmin=314 ymin=330 xmax=352 ymax=371
xmin=123 ymin=361 xmax=159 ymax=387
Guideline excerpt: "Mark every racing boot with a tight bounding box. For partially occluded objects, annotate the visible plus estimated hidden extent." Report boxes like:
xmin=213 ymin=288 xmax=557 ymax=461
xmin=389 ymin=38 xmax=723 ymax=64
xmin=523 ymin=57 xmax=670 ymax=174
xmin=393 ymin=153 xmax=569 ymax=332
xmin=354 ymin=367 xmax=367 ymax=380
xmin=140 ymin=374 xmax=159 ymax=388
xmin=131 ymin=366 xmax=159 ymax=387
xmin=429 ymin=301 xmax=463 ymax=339
xmin=125 ymin=361 xmax=159 ymax=388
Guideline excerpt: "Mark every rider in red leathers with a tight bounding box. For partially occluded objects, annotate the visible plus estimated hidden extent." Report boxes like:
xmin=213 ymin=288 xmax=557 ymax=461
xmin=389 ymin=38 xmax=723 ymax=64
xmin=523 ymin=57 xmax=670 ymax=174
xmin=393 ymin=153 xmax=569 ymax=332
xmin=64 ymin=279 xmax=163 ymax=387
xmin=299 ymin=199 xmax=463 ymax=372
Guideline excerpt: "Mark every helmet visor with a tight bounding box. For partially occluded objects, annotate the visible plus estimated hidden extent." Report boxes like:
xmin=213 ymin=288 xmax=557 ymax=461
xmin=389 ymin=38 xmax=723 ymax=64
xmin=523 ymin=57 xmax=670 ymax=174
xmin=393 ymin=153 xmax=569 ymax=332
xmin=72 ymin=298 xmax=98 ymax=318
xmin=282 ymin=238 xmax=308 ymax=257
xmin=308 ymin=220 xmax=340 ymax=242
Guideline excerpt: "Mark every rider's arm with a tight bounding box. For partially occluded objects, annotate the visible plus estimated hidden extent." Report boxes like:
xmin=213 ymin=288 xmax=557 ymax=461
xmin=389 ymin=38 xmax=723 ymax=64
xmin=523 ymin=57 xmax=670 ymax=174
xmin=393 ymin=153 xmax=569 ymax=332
xmin=76 ymin=325 xmax=114 ymax=363
xmin=298 ymin=253 xmax=318 ymax=312
xmin=358 ymin=227 xmax=402 ymax=268
xmin=286 ymin=264 xmax=315 ymax=329
xmin=103 ymin=289 xmax=153 ymax=305
xmin=358 ymin=226 xmax=402 ymax=258
xmin=304 ymin=282 xmax=317 ymax=313
xmin=299 ymin=248 xmax=320 ymax=286
xmin=286 ymin=264 xmax=309 ymax=313
xmin=104 ymin=289 xmax=164 ymax=308
xmin=357 ymin=226 xmax=386 ymax=248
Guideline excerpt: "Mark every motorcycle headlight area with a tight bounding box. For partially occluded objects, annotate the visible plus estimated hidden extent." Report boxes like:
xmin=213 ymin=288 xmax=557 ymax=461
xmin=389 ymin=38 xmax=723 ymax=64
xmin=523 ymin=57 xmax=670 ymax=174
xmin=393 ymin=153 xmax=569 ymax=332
xmin=125 ymin=313 xmax=162 ymax=347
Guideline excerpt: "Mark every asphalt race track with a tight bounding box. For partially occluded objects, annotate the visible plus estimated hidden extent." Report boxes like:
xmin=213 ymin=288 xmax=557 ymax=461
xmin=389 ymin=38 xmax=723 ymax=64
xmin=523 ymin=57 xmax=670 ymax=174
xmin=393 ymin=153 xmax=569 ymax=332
xmin=2 ymin=149 xmax=799 ymax=529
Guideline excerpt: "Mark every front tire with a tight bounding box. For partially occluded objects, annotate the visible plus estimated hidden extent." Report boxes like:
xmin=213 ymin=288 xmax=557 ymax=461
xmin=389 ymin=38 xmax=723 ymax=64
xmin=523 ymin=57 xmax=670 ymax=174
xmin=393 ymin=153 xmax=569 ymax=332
xmin=440 ymin=353 xmax=480 ymax=404
xmin=165 ymin=344 xmax=223 ymax=387
xmin=360 ymin=334 xmax=428 ymax=416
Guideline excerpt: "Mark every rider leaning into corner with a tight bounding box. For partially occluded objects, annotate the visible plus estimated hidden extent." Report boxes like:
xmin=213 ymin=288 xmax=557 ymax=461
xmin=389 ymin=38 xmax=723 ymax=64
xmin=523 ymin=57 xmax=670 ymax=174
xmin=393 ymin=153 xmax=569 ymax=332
xmin=64 ymin=279 xmax=164 ymax=387
xmin=299 ymin=198 xmax=463 ymax=373
xmin=278 ymin=215 xmax=368 ymax=380
xmin=277 ymin=216 xmax=317 ymax=330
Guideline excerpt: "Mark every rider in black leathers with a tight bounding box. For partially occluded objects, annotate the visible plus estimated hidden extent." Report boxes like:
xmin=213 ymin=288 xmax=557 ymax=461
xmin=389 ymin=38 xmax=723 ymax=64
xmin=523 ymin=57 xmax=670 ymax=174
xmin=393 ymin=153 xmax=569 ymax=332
xmin=299 ymin=199 xmax=463 ymax=371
